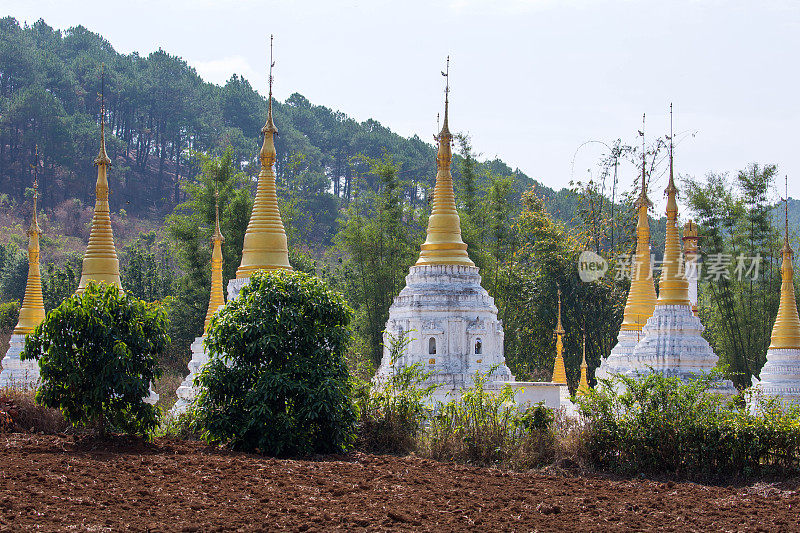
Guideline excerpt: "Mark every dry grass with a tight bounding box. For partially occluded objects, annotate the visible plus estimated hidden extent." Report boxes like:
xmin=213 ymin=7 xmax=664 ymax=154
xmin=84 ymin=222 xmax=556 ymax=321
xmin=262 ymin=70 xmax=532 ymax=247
xmin=0 ymin=387 xmax=68 ymax=434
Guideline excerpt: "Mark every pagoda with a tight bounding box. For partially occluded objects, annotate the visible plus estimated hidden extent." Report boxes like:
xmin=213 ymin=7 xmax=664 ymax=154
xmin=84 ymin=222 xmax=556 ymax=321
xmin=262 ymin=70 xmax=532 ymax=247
xmin=596 ymin=121 xmax=657 ymax=382
xmin=577 ymin=331 xmax=590 ymax=396
xmin=76 ymin=91 xmax=122 ymax=293
xmin=627 ymin=109 xmax=733 ymax=392
xmin=373 ymin=59 xmax=514 ymax=402
xmin=172 ymin=192 xmax=225 ymax=415
xmin=1 ymin=148 xmax=46 ymax=388
xmin=227 ymin=37 xmax=292 ymax=300
xmin=754 ymin=182 xmax=800 ymax=405
xmin=551 ymin=288 xmax=567 ymax=385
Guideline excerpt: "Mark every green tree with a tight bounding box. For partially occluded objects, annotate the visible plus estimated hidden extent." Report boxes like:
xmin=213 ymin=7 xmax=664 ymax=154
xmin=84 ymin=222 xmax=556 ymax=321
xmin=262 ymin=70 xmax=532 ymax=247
xmin=167 ymin=148 xmax=252 ymax=342
xmin=21 ymin=282 xmax=169 ymax=437
xmin=195 ymin=270 xmax=356 ymax=455
xmin=120 ymin=231 xmax=176 ymax=302
xmin=332 ymin=152 xmax=421 ymax=369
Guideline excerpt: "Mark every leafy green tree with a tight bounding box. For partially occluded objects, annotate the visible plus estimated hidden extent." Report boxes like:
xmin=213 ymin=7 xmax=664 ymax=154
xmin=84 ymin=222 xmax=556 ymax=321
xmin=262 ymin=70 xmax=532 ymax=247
xmin=167 ymin=148 xmax=252 ymax=342
xmin=684 ymin=165 xmax=782 ymax=386
xmin=332 ymin=152 xmax=422 ymax=368
xmin=21 ymin=282 xmax=169 ymax=437
xmin=120 ymin=231 xmax=176 ymax=302
xmin=195 ymin=270 xmax=356 ymax=455
xmin=41 ymin=253 xmax=81 ymax=311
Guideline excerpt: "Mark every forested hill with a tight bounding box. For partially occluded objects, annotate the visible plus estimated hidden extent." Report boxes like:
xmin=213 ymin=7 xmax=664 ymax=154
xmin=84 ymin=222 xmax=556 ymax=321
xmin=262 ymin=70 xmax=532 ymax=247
xmin=0 ymin=17 xmax=553 ymax=226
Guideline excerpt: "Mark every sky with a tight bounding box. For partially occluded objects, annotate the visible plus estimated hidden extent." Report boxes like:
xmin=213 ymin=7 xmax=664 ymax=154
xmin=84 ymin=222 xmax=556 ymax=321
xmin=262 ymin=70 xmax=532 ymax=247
xmin=5 ymin=0 xmax=800 ymax=208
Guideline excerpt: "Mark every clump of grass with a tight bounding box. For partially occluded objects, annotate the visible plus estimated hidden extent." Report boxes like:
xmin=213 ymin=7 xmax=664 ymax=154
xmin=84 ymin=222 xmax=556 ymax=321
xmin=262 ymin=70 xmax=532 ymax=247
xmin=356 ymin=332 xmax=437 ymax=454
xmin=422 ymin=367 xmax=562 ymax=470
xmin=0 ymin=386 xmax=68 ymax=434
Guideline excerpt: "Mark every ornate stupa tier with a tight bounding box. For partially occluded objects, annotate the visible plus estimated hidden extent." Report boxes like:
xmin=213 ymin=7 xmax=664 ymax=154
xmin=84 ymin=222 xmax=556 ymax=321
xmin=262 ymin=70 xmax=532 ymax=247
xmin=768 ymin=240 xmax=800 ymax=350
xmin=620 ymin=162 xmax=657 ymax=332
xmin=375 ymin=264 xmax=514 ymax=401
xmin=77 ymin=107 xmax=121 ymax=292
xmin=656 ymin=167 xmax=690 ymax=307
xmin=234 ymin=44 xmax=291 ymax=284
xmin=204 ymin=199 xmax=226 ymax=333
xmin=415 ymin=69 xmax=474 ymax=267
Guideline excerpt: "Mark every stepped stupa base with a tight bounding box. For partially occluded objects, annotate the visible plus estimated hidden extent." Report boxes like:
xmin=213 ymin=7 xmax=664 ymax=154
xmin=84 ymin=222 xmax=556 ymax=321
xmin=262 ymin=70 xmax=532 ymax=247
xmin=170 ymin=336 xmax=208 ymax=416
xmin=752 ymin=348 xmax=800 ymax=407
xmin=227 ymin=277 xmax=250 ymax=301
xmin=373 ymin=264 xmax=514 ymax=399
xmin=629 ymin=304 xmax=735 ymax=393
xmin=0 ymin=335 xmax=39 ymax=389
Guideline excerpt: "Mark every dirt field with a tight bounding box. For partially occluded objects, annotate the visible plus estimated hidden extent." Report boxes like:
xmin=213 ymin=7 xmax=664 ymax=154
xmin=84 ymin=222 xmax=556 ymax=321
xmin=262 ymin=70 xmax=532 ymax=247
xmin=1 ymin=434 xmax=798 ymax=532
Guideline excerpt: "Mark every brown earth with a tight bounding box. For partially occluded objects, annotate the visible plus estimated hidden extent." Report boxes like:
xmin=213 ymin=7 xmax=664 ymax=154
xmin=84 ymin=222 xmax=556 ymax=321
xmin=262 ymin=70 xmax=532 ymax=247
xmin=0 ymin=434 xmax=798 ymax=532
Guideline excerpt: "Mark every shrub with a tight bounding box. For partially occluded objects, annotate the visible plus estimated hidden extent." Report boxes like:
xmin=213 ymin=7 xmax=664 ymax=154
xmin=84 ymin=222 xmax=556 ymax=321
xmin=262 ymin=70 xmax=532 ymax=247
xmin=195 ymin=269 xmax=356 ymax=455
xmin=21 ymin=282 xmax=169 ymax=438
xmin=577 ymin=372 xmax=800 ymax=480
xmin=0 ymin=300 xmax=20 ymax=331
xmin=424 ymin=367 xmax=558 ymax=469
xmin=356 ymin=332 xmax=437 ymax=454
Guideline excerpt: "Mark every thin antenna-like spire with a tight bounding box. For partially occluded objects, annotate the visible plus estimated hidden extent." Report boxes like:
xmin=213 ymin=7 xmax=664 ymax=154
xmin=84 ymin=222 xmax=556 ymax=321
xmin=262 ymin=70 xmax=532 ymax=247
xmin=32 ymin=145 xmax=39 ymax=226
xmin=95 ymin=64 xmax=110 ymax=166
xmin=666 ymin=103 xmax=676 ymax=195
xmin=267 ymin=34 xmax=275 ymax=129
xmin=785 ymin=175 xmax=790 ymax=246
xmin=440 ymin=55 xmax=450 ymax=137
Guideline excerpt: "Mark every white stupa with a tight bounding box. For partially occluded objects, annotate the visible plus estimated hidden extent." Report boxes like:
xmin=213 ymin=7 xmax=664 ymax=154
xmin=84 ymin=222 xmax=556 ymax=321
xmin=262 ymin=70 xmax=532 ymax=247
xmin=753 ymin=189 xmax=800 ymax=406
xmin=627 ymin=119 xmax=734 ymax=393
xmin=374 ymin=64 xmax=565 ymax=408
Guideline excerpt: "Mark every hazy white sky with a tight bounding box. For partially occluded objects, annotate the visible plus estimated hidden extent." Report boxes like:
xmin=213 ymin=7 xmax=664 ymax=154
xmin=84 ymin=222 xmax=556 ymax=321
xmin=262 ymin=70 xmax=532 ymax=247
xmin=6 ymin=0 xmax=800 ymax=206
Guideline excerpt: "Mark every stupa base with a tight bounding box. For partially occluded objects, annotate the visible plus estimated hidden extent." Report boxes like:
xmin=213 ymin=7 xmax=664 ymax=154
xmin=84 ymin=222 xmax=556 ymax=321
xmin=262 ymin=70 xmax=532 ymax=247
xmin=752 ymin=348 xmax=800 ymax=407
xmin=626 ymin=305 xmax=736 ymax=394
xmin=0 ymin=334 xmax=39 ymax=389
xmin=170 ymin=336 xmax=208 ymax=417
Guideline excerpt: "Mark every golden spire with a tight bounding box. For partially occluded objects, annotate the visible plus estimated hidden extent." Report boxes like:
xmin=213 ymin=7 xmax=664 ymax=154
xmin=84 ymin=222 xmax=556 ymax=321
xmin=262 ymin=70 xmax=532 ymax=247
xmin=682 ymin=220 xmax=700 ymax=316
xmin=13 ymin=146 xmax=45 ymax=335
xmin=236 ymin=35 xmax=292 ymax=278
xmin=657 ymin=104 xmax=691 ymax=307
xmin=769 ymin=176 xmax=800 ymax=350
xmin=416 ymin=56 xmax=474 ymax=267
xmin=619 ymin=114 xmax=657 ymax=331
xmin=204 ymin=189 xmax=226 ymax=333
xmin=577 ymin=329 xmax=590 ymax=395
xmin=78 ymin=66 xmax=122 ymax=293
xmin=551 ymin=286 xmax=568 ymax=384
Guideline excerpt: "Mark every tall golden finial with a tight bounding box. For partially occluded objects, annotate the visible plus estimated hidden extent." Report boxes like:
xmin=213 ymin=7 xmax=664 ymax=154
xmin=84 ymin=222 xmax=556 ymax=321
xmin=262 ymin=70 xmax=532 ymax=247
xmin=656 ymin=103 xmax=691 ymax=306
xmin=769 ymin=175 xmax=800 ymax=350
xmin=204 ymin=187 xmax=226 ymax=333
xmin=14 ymin=145 xmax=46 ymax=335
xmin=236 ymin=35 xmax=292 ymax=278
xmin=416 ymin=56 xmax=474 ymax=266
xmin=577 ymin=327 xmax=590 ymax=395
xmin=619 ymin=114 xmax=657 ymax=332
xmin=77 ymin=64 xmax=122 ymax=292
xmin=551 ymin=286 xmax=568 ymax=385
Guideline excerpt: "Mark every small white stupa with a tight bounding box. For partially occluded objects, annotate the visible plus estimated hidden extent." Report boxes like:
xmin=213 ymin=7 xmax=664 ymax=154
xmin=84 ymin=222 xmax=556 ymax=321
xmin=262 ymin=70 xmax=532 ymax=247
xmin=595 ymin=123 xmax=657 ymax=382
xmin=171 ymin=193 xmax=225 ymax=416
xmin=1 ymin=148 xmax=45 ymax=389
xmin=753 ymin=181 xmax=800 ymax=406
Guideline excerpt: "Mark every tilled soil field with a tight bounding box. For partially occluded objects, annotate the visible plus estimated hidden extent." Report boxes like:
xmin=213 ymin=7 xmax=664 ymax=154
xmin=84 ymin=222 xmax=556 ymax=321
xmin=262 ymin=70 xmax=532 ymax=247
xmin=0 ymin=434 xmax=798 ymax=532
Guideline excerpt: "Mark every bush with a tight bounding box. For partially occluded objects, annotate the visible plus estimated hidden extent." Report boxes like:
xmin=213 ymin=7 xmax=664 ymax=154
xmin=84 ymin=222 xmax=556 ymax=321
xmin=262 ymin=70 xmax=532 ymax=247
xmin=21 ymin=282 xmax=169 ymax=438
xmin=578 ymin=372 xmax=800 ymax=480
xmin=0 ymin=300 xmax=20 ymax=331
xmin=356 ymin=332 xmax=437 ymax=454
xmin=424 ymin=367 xmax=558 ymax=469
xmin=195 ymin=269 xmax=356 ymax=455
